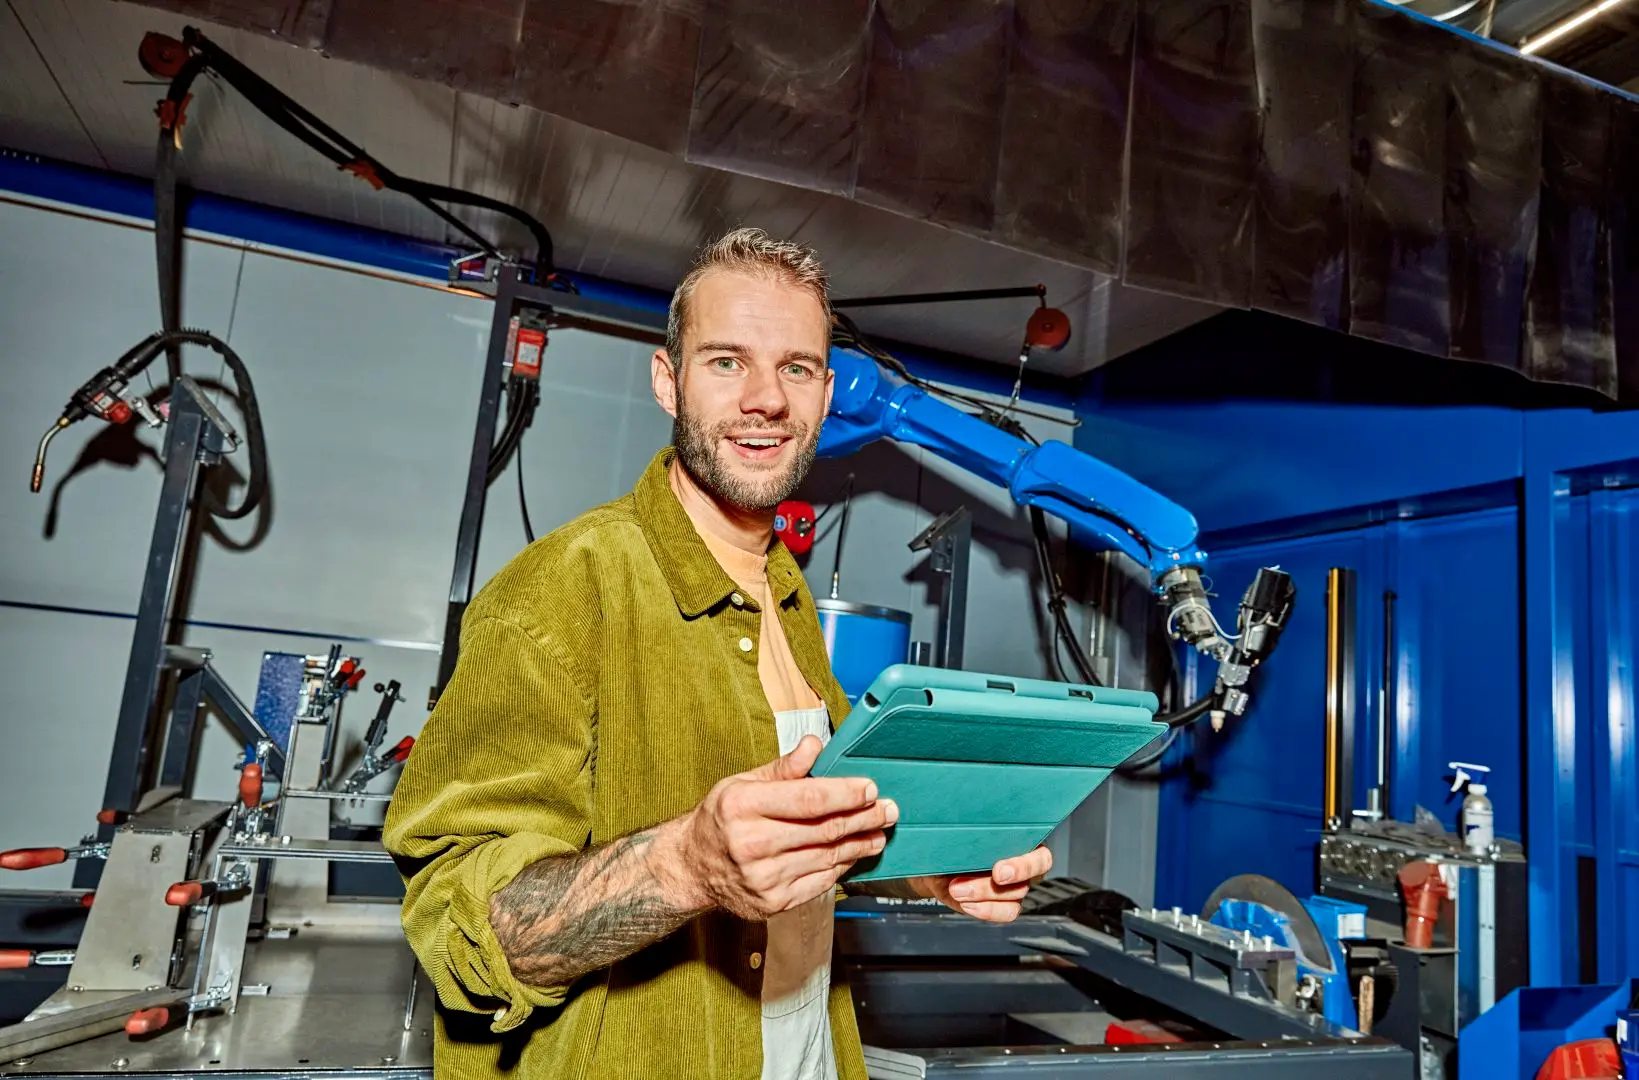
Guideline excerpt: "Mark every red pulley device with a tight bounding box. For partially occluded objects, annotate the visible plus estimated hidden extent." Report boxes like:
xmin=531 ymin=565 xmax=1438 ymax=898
xmin=1025 ymin=305 xmax=1071 ymax=351
xmin=775 ymin=501 xmax=817 ymax=555
xmin=138 ymin=32 xmax=191 ymax=80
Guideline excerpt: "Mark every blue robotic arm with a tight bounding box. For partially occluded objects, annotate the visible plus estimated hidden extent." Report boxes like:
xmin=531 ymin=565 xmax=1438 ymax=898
xmin=819 ymin=346 xmax=1294 ymax=717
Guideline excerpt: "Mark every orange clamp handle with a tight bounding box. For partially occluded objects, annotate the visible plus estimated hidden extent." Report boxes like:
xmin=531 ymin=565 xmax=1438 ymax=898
xmin=1 ymin=847 xmax=68 ymax=870
xmin=0 ymin=950 xmax=33 ymax=970
xmin=125 ymin=1006 xmax=170 ymax=1035
xmin=80 ymin=892 xmax=95 ymax=909
xmin=165 ymin=881 xmax=206 ymax=906
xmin=96 ymin=809 xmax=128 ymax=826
xmin=239 ymin=762 xmax=264 ymax=808
xmin=389 ymin=736 xmax=415 ymax=763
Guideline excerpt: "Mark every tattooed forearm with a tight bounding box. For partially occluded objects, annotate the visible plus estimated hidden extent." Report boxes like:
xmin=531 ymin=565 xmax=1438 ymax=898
xmin=489 ymin=818 xmax=706 ymax=988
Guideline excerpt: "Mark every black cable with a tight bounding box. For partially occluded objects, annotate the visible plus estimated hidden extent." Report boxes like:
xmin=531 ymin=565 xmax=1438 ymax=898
xmin=487 ymin=377 xmax=542 ymax=485
xmin=830 ymin=475 xmax=855 ymax=596
xmin=830 ymin=310 xmax=1072 ymax=428
xmin=155 ymin=28 xmax=555 ymax=273
xmin=1030 ymin=506 xmax=1100 ymax=686
xmin=153 ymin=53 xmax=208 ymax=385
xmin=109 ymin=328 xmax=268 ymax=520
xmin=486 ymin=380 xmax=527 ymax=484
xmin=1118 ymin=728 xmax=1177 ymax=774
xmin=517 ymin=431 xmax=536 ymax=545
xmin=1117 ymin=678 xmax=1221 ymax=775
xmin=1156 ymin=690 xmax=1220 ymax=729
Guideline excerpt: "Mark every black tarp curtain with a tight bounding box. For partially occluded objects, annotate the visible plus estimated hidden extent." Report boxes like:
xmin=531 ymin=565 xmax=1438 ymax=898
xmin=144 ymin=0 xmax=1639 ymax=400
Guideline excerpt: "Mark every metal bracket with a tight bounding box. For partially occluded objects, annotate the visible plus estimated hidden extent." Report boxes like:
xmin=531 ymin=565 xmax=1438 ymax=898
xmin=909 ymin=506 xmax=971 ymax=669
xmin=1121 ymin=908 xmax=1299 ymax=1007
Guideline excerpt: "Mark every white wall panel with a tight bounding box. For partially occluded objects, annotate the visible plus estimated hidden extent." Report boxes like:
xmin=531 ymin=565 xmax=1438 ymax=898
xmin=185 ymin=251 xmax=487 ymax=644
xmin=0 ymin=605 xmax=134 ymax=891
xmin=0 ymin=201 xmax=242 ymax=614
xmin=0 ymin=195 xmax=1121 ymax=889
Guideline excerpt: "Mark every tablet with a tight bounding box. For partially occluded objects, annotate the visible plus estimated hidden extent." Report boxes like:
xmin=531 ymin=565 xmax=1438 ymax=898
xmin=811 ymin=664 xmax=1165 ymax=882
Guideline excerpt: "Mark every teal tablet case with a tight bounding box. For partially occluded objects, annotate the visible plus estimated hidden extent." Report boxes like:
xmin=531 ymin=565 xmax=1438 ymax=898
xmin=810 ymin=664 xmax=1165 ymax=882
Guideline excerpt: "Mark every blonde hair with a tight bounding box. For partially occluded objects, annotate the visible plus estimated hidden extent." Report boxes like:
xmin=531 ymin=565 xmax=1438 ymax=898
xmin=666 ymin=227 xmax=832 ymax=371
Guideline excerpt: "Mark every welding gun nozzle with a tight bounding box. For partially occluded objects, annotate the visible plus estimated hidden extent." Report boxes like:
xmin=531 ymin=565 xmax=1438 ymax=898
xmin=31 ymin=418 xmax=68 ymax=493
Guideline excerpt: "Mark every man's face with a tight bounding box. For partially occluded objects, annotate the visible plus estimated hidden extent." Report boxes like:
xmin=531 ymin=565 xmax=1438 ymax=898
xmin=652 ymin=268 xmax=834 ymax=512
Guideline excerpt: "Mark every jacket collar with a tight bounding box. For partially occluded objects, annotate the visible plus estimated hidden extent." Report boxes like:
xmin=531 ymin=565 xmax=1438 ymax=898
xmin=634 ymin=448 xmax=804 ymax=617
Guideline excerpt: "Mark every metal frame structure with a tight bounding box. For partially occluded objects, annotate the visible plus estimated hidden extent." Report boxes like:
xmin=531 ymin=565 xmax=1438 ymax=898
xmin=1522 ymin=431 xmax=1639 ymax=984
xmin=73 ymin=380 xmax=285 ymax=890
xmin=431 ymin=266 xmax=669 ymax=707
xmin=837 ymin=911 xmax=1413 ymax=1077
xmin=908 ymin=506 xmax=972 ymax=670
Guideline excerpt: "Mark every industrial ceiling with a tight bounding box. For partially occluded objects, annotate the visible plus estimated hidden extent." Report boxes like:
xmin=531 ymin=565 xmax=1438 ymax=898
xmin=1 ymin=0 xmax=1221 ymax=379
xmin=3 ymin=0 xmax=1639 ymax=391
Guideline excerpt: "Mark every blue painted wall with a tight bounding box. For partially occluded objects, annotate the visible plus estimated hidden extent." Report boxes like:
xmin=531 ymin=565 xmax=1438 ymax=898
xmin=1082 ymin=309 xmax=1639 ymax=985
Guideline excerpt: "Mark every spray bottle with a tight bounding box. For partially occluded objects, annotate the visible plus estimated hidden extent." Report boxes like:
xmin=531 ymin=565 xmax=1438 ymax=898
xmin=1448 ymin=762 xmax=1493 ymax=854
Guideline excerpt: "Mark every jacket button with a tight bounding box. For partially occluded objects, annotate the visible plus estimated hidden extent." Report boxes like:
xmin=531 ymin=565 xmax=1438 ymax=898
xmin=749 ymin=952 xmax=762 ymax=970
xmin=739 ymin=637 xmax=753 ymax=653
xmin=731 ymin=592 xmax=745 ymax=606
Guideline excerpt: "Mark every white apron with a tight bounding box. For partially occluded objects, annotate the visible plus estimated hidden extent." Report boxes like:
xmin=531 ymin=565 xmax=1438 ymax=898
xmin=761 ymin=704 xmax=838 ymax=1080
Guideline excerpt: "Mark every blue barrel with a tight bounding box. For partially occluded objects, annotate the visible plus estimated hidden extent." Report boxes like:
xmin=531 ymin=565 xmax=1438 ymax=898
xmin=815 ymin=598 xmax=912 ymax=704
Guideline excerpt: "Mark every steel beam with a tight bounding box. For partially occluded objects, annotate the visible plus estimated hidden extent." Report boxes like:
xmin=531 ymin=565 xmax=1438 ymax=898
xmin=198 ymin=665 xmax=284 ymax=776
xmin=157 ymin=669 xmax=206 ymax=791
xmin=912 ymin=1039 xmax=1412 ymax=1077
xmin=0 ymin=987 xmax=179 ymax=1064
xmin=218 ymin=837 xmax=394 ymax=864
xmin=97 ymin=400 xmax=207 ymax=820
xmin=846 ymin=967 xmax=1099 ymax=1017
xmin=433 ymin=266 xmax=520 ymax=706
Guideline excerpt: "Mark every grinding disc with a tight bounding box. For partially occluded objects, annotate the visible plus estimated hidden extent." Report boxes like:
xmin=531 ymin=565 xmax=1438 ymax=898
xmin=1201 ymin=873 xmax=1334 ymax=974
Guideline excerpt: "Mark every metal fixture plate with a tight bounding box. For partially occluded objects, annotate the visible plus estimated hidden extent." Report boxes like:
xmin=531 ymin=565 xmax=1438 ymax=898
xmin=219 ymin=838 xmax=394 ymax=865
xmin=65 ymin=834 xmax=190 ymax=991
xmin=125 ymin=799 xmax=232 ymax=836
xmin=4 ymin=932 xmax=428 ymax=1076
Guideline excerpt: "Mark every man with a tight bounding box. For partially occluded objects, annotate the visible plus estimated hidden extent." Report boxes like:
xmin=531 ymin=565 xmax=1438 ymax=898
xmin=383 ymin=228 xmax=1052 ymax=1079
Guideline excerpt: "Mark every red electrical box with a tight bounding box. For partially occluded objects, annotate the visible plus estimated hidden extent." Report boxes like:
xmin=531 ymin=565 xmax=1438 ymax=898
xmin=512 ymin=325 xmax=546 ymax=380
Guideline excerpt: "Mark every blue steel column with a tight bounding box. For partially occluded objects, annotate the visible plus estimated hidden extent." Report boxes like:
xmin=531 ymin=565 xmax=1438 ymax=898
xmin=1588 ymin=490 xmax=1633 ymax=982
xmin=1522 ymin=468 xmax=1577 ymax=984
xmin=1387 ymin=523 xmax=1423 ymax=825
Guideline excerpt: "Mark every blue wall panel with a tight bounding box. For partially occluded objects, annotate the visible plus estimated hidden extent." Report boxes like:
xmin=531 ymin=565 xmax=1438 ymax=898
xmin=1155 ymin=528 xmax=1381 ymax=911
xmin=1083 ymin=314 xmax=1639 ymax=981
xmin=1391 ymin=508 xmax=1523 ymax=839
xmin=1582 ymin=491 xmax=1639 ymax=981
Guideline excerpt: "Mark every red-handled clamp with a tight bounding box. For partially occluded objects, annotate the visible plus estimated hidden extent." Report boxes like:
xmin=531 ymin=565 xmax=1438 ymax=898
xmin=239 ymin=762 xmax=264 ymax=808
xmin=125 ymin=1006 xmax=172 ymax=1035
xmin=165 ymin=880 xmax=217 ymax=907
xmin=0 ymin=843 xmax=108 ymax=870
xmin=0 ymin=949 xmax=74 ymax=969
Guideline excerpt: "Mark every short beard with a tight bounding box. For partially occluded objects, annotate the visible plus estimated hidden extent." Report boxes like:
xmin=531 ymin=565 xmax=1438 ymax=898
xmin=672 ymin=400 xmax=819 ymax=512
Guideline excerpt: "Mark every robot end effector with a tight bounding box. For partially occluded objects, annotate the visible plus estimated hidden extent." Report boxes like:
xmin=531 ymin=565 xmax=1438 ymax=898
xmin=1159 ymin=565 xmax=1296 ymax=719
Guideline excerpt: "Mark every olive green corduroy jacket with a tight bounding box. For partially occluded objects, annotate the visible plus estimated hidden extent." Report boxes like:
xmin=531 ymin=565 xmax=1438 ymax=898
xmin=382 ymin=447 xmax=867 ymax=1080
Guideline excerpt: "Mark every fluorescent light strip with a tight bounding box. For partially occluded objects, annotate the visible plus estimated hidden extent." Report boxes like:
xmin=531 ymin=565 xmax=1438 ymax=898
xmin=1520 ymin=0 xmax=1637 ymax=55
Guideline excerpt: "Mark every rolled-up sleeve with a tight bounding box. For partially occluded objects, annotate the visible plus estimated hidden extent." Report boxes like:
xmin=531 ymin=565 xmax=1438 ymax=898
xmin=382 ymin=614 xmax=594 ymax=1033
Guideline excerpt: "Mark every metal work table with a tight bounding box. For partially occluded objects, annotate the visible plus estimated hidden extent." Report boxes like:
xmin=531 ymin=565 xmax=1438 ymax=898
xmin=2 ymin=928 xmax=430 ymax=1080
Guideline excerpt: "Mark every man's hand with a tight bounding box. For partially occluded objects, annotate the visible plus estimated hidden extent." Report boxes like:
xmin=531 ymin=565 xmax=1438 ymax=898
xmin=903 ymin=847 xmax=1053 ymax=923
xmin=679 ymin=734 xmax=897 ymax=921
